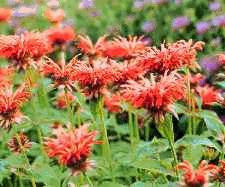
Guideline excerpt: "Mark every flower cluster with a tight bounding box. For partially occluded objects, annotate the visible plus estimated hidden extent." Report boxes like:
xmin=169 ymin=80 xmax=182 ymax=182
xmin=0 ymin=84 xmax=31 ymax=130
xmin=120 ymin=71 xmax=185 ymax=122
xmin=177 ymin=160 xmax=219 ymax=187
xmin=44 ymin=125 xmax=99 ymax=175
xmin=0 ymin=32 xmax=50 ymax=70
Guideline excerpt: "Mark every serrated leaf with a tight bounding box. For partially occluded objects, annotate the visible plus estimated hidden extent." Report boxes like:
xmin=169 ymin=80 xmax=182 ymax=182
xmin=131 ymin=158 xmax=174 ymax=176
xmin=136 ymin=138 xmax=169 ymax=158
xmin=198 ymin=110 xmax=225 ymax=135
xmin=175 ymin=135 xmax=221 ymax=152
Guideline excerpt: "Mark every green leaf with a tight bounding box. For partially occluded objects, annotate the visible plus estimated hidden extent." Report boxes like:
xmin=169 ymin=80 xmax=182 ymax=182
xmin=99 ymin=182 xmax=125 ymax=187
xmin=136 ymin=138 xmax=169 ymax=158
xmin=215 ymin=81 xmax=225 ymax=89
xmin=198 ymin=110 xmax=225 ymax=135
xmin=156 ymin=114 xmax=174 ymax=142
xmin=183 ymin=145 xmax=203 ymax=165
xmin=173 ymin=103 xmax=187 ymax=114
xmin=131 ymin=158 xmax=174 ymax=176
xmin=175 ymin=135 xmax=221 ymax=152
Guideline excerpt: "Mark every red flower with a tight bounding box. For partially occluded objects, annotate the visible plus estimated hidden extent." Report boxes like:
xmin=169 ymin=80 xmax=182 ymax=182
xmin=54 ymin=90 xmax=75 ymax=109
xmin=218 ymin=54 xmax=225 ymax=66
xmin=0 ymin=67 xmax=14 ymax=88
xmin=73 ymin=58 xmax=120 ymax=99
xmin=44 ymin=8 xmax=65 ymax=24
xmin=102 ymin=36 xmax=148 ymax=59
xmin=190 ymin=73 xmax=205 ymax=86
xmin=0 ymin=84 xmax=31 ymax=130
xmin=115 ymin=60 xmax=147 ymax=84
xmin=0 ymin=32 xmax=51 ymax=70
xmin=216 ymin=160 xmax=225 ymax=182
xmin=45 ymin=27 xmax=75 ymax=48
xmin=0 ymin=8 xmax=12 ymax=22
xmin=139 ymin=40 xmax=204 ymax=73
xmin=196 ymin=85 xmax=224 ymax=107
xmin=77 ymin=35 xmax=107 ymax=56
xmin=45 ymin=125 xmax=99 ymax=175
xmin=120 ymin=71 xmax=185 ymax=122
xmin=8 ymin=133 xmax=32 ymax=154
xmin=177 ymin=160 xmax=219 ymax=187
xmin=104 ymin=91 xmax=122 ymax=113
xmin=40 ymin=56 xmax=78 ymax=91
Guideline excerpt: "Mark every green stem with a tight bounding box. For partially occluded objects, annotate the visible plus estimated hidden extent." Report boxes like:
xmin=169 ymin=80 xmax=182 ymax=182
xmin=145 ymin=124 xmax=150 ymax=141
xmin=15 ymin=134 xmax=36 ymax=187
xmin=77 ymin=105 xmax=81 ymax=127
xmin=19 ymin=176 xmax=24 ymax=187
xmin=84 ymin=173 xmax=94 ymax=187
xmin=133 ymin=114 xmax=140 ymax=144
xmin=168 ymin=138 xmax=179 ymax=179
xmin=186 ymin=68 xmax=192 ymax=135
xmin=128 ymin=109 xmax=135 ymax=153
xmin=97 ymin=97 xmax=114 ymax=181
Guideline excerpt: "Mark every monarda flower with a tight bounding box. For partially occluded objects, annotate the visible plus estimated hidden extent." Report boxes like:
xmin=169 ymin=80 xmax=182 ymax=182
xmin=72 ymin=58 xmax=120 ymax=99
xmin=8 ymin=133 xmax=32 ymax=154
xmin=102 ymin=36 xmax=148 ymax=59
xmin=115 ymin=60 xmax=147 ymax=84
xmin=77 ymin=35 xmax=107 ymax=56
xmin=0 ymin=84 xmax=31 ymax=130
xmin=120 ymin=71 xmax=185 ymax=122
xmin=54 ymin=90 xmax=75 ymax=109
xmin=45 ymin=26 xmax=75 ymax=48
xmin=0 ymin=67 xmax=14 ymax=88
xmin=44 ymin=8 xmax=65 ymax=24
xmin=216 ymin=160 xmax=225 ymax=182
xmin=218 ymin=54 xmax=225 ymax=66
xmin=196 ymin=85 xmax=224 ymax=107
xmin=40 ymin=56 xmax=78 ymax=91
xmin=177 ymin=160 xmax=219 ymax=187
xmin=44 ymin=125 xmax=99 ymax=175
xmin=0 ymin=32 xmax=51 ymax=70
xmin=139 ymin=40 xmax=204 ymax=73
xmin=0 ymin=8 xmax=12 ymax=22
xmin=104 ymin=91 xmax=122 ymax=113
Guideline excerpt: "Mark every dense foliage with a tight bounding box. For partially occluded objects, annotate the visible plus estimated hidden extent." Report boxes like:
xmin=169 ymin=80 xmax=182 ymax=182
xmin=0 ymin=0 xmax=224 ymax=187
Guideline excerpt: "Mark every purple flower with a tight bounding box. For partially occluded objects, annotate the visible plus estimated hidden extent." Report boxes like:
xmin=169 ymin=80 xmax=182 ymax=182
xmin=7 ymin=0 xmax=20 ymax=6
xmin=141 ymin=21 xmax=156 ymax=32
xmin=172 ymin=16 xmax=190 ymax=30
xmin=196 ymin=21 xmax=211 ymax=35
xmin=212 ymin=15 xmax=225 ymax=27
xmin=209 ymin=1 xmax=221 ymax=11
xmin=12 ymin=5 xmax=38 ymax=18
xmin=175 ymin=0 xmax=182 ymax=5
xmin=151 ymin=0 xmax=168 ymax=5
xmin=200 ymin=56 xmax=221 ymax=74
xmin=90 ymin=11 xmax=100 ymax=17
xmin=133 ymin=0 xmax=145 ymax=9
xmin=141 ymin=36 xmax=152 ymax=46
xmin=79 ymin=0 xmax=94 ymax=9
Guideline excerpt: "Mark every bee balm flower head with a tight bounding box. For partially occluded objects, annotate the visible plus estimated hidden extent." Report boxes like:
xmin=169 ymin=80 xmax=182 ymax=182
xmin=8 ymin=133 xmax=32 ymax=154
xmin=40 ymin=56 xmax=78 ymax=91
xmin=73 ymin=58 xmax=120 ymax=99
xmin=0 ymin=8 xmax=12 ymax=22
xmin=0 ymin=32 xmax=51 ymax=70
xmin=121 ymin=71 xmax=185 ymax=122
xmin=177 ymin=160 xmax=219 ymax=187
xmin=44 ymin=8 xmax=65 ymax=24
xmin=45 ymin=125 xmax=99 ymax=175
xmin=0 ymin=84 xmax=31 ymax=130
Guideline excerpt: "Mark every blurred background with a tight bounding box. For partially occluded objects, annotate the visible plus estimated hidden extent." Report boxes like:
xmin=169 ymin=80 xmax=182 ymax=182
xmin=0 ymin=0 xmax=224 ymax=57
